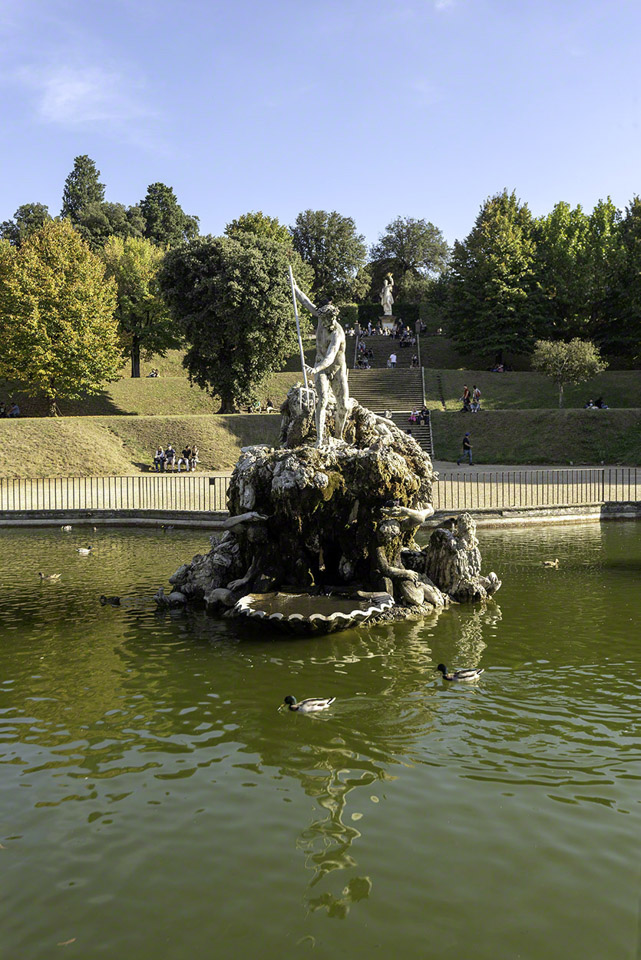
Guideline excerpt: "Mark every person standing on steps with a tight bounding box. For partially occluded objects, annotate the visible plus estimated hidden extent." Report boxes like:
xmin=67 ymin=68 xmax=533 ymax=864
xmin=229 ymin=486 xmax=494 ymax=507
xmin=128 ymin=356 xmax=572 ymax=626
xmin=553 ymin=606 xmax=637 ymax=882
xmin=457 ymin=432 xmax=473 ymax=466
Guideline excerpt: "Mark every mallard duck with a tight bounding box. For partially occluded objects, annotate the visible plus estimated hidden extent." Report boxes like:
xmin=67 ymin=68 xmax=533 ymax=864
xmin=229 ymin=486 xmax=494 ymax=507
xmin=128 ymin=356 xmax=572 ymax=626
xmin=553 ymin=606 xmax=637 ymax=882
xmin=77 ymin=546 xmax=93 ymax=555
xmin=39 ymin=572 xmax=61 ymax=581
xmin=60 ymin=524 xmax=72 ymax=532
xmin=543 ymin=558 xmax=559 ymax=568
xmin=436 ymin=663 xmax=484 ymax=682
xmin=283 ymin=695 xmax=335 ymax=713
xmin=100 ymin=595 xmax=121 ymax=606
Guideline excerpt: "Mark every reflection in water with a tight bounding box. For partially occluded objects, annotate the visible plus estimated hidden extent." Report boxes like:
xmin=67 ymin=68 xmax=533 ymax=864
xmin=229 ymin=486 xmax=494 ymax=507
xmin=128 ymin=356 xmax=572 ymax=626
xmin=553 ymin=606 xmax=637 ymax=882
xmin=1 ymin=526 xmax=640 ymax=959
xmin=453 ymin=600 xmax=502 ymax=666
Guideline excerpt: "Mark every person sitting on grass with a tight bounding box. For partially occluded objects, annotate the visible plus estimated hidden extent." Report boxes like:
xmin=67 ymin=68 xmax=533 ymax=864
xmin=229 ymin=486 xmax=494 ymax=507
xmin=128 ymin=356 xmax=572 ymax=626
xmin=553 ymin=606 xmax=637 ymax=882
xmin=265 ymin=398 xmax=274 ymax=413
xmin=0 ymin=401 xmax=6 ymax=418
xmin=190 ymin=445 xmax=200 ymax=471
xmin=154 ymin=447 xmax=165 ymax=472
xmin=177 ymin=446 xmax=191 ymax=472
xmin=7 ymin=401 xmax=20 ymax=417
xmin=594 ymin=396 xmax=608 ymax=409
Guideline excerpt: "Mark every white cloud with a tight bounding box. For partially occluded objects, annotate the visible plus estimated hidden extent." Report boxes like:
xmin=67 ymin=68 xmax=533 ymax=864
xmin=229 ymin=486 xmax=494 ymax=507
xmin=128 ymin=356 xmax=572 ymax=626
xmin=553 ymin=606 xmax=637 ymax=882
xmin=16 ymin=64 xmax=151 ymax=126
xmin=434 ymin=0 xmax=455 ymax=10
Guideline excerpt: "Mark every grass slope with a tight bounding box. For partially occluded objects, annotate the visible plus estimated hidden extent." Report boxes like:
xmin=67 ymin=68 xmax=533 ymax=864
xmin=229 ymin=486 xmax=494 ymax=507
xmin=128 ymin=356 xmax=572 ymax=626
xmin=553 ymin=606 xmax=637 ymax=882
xmin=0 ymin=371 xmax=303 ymax=418
xmin=424 ymin=369 xmax=641 ymax=411
xmin=0 ymin=414 xmax=280 ymax=478
xmin=430 ymin=409 xmax=641 ymax=465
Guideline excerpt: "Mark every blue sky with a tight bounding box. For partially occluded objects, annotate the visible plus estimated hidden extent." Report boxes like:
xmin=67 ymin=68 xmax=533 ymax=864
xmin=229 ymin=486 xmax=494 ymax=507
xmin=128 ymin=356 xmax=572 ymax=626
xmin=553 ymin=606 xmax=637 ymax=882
xmin=1 ymin=0 xmax=640 ymax=247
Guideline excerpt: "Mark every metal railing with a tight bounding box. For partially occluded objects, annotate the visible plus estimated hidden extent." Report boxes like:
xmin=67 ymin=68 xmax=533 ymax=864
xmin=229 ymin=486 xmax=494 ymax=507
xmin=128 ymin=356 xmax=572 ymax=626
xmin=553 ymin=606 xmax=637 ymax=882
xmin=432 ymin=468 xmax=641 ymax=512
xmin=0 ymin=474 xmax=229 ymax=514
xmin=0 ymin=468 xmax=640 ymax=517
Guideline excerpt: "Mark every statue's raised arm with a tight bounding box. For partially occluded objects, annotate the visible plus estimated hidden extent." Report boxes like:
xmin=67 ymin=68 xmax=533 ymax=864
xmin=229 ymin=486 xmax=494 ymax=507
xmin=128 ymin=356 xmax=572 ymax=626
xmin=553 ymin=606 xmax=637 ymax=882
xmin=293 ymin=282 xmax=319 ymax=318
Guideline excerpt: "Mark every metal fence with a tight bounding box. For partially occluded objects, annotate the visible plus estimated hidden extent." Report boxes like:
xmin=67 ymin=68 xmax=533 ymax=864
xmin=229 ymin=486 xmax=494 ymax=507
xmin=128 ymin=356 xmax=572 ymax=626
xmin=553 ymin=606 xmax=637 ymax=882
xmin=432 ymin=468 xmax=641 ymax=512
xmin=0 ymin=473 xmax=229 ymax=513
xmin=0 ymin=468 xmax=640 ymax=516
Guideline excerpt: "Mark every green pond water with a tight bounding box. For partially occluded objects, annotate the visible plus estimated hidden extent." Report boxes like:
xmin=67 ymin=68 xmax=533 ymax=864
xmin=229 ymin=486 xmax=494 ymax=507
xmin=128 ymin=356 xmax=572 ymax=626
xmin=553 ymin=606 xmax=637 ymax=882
xmin=0 ymin=523 xmax=640 ymax=959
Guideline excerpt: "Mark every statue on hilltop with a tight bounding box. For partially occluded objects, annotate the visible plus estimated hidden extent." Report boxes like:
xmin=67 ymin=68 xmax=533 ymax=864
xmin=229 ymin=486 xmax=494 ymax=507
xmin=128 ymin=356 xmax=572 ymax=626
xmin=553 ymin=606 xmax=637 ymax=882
xmin=380 ymin=273 xmax=394 ymax=316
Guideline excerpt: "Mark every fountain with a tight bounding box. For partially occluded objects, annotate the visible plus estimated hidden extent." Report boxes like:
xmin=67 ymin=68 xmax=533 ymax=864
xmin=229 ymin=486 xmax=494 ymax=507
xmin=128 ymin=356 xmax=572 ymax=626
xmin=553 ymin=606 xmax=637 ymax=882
xmin=157 ymin=279 xmax=500 ymax=632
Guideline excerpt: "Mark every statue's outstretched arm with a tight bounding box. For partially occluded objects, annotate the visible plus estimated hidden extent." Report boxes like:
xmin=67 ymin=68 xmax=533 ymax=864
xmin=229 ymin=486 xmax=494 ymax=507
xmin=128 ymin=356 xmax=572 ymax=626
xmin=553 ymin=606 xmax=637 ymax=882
xmin=382 ymin=504 xmax=434 ymax=523
xmin=293 ymin=282 xmax=318 ymax=317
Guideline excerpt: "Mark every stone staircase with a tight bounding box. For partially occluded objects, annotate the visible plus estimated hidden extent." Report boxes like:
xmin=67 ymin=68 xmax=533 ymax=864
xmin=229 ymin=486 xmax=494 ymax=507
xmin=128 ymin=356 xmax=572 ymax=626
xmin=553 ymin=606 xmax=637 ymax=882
xmin=347 ymin=369 xmax=434 ymax=456
xmin=348 ymin=368 xmax=423 ymax=412
xmin=352 ymin=332 xmax=417 ymax=369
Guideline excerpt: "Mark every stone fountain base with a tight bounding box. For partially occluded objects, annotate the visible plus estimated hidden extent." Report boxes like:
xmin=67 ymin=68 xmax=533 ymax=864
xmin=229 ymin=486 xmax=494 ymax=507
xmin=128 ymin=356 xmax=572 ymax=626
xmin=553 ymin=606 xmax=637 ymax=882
xmin=157 ymin=391 xmax=500 ymax=631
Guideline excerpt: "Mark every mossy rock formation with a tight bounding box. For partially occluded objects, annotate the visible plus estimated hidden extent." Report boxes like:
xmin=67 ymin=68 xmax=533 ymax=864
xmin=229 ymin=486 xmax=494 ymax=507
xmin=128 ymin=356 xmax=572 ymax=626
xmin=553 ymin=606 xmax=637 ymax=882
xmin=162 ymin=390 xmax=501 ymax=629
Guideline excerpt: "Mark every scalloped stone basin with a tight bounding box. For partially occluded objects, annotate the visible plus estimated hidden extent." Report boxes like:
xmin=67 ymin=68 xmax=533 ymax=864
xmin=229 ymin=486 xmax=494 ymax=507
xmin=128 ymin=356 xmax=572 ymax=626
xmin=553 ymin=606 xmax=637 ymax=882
xmin=234 ymin=591 xmax=394 ymax=634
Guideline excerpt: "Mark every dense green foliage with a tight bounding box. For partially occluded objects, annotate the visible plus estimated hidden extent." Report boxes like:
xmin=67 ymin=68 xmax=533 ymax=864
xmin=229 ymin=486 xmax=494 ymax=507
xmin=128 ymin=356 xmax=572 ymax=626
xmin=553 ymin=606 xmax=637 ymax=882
xmin=224 ymin=210 xmax=314 ymax=291
xmin=159 ymin=234 xmax=309 ymax=412
xmin=369 ymin=216 xmax=450 ymax=301
xmin=0 ymin=203 xmax=52 ymax=246
xmin=102 ymin=236 xmax=180 ymax=378
xmin=445 ymin=191 xmax=538 ymax=361
xmin=225 ymin=211 xmax=291 ymax=244
xmin=141 ymin=183 xmax=199 ymax=246
xmin=75 ymin=201 xmax=146 ymax=251
xmin=0 ymin=221 xmax=122 ymax=413
xmin=61 ymin=155 xmax=105 ymax=222
xmin=291 ymin=209 xmax=367 ymax=303
xmin=532 ymin=338 xmax=607 ymax=407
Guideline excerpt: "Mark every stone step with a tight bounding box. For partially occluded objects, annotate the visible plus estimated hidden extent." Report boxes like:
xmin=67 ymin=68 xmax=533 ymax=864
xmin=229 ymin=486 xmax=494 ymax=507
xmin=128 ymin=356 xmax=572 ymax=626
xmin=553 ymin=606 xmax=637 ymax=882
xmin=351 ymin=332 xmax=418 ymax=369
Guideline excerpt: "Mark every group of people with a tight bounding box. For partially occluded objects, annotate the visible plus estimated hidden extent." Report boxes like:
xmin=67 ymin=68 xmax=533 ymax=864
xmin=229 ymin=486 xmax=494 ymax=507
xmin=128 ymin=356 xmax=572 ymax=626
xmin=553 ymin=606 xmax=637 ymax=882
xmin=0 ymin=400 xmax=20 ymax=417
xmin=585 ymin=397 xmax=608 ymax=409
xmin=153 ymin=443 xmax=200 ymax=472
xmin=408 ymin=407 xmax=430 ymax=425
xmin=246 ymin=399 xmax=275 ymax=413
xmin=146 ymin=368 xmax=160 ymax=378
xmin=461 ymin=384 xmax=482 ymax=413
xmin=357 ymin=342 xmax=374 ymax=368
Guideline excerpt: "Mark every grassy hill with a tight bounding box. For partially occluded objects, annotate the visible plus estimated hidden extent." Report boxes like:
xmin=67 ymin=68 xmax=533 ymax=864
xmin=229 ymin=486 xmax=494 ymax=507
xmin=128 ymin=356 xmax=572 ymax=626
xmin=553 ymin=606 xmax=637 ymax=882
xmin=424 ymin=369 xmax=641 ymax=411
xmin=0 ymin=370 xmax=304 ymax=418
xmin=2 ymin=340 xmax=641 ymax=478
xmin=0 ymin=414 xmax=280 ymax=478
xmin=430 ymin=409 xmax=641 ymax=465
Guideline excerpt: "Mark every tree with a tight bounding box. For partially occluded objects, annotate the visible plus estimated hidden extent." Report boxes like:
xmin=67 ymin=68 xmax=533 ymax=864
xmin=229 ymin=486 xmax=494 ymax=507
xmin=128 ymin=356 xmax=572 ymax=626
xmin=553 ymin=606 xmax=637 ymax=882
xmin=609 ymin=196 xmax=641 ymax=356
xmin=225 ymin=210 xmax=314 ymax=293
xmin=74 ymin=201 xmax=145 ymax=251
xmin=291 ymin=209 xmax=366 ymax=303
xmin=583 ymin=197 xmax=625 ymax=341
xmin=445 ymin=190 xmax=538 ymax=360
xmin=61 ymin=155 xmax=105 ymax=222
xmin=159 ymin=234 xmax=310 ymax=412
xmin=0 ymin=203 xmax=52 ymax=246
xmin=369 ymin=216 xmax=450 ymax=300
xmin=225 ymin=211 xmax=291 ymax=245
xmin=102 ymin=236 xmax=179 ymax=378
xmin=533 ymin=201 xmax=592 ymax=338
xmin=141 ymin=183 xmax=199 ymax=246
xmin=0 ymin=220 xmax=122 ymax=414
xmin=531 ymin=338 xmax=607 ymax=407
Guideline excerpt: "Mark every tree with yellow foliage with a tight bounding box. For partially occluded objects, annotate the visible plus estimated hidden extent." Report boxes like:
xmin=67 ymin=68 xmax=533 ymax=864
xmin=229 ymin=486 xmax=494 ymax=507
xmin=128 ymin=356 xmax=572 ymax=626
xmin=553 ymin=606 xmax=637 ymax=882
xmin=0 ymin=220 xmax=122 ymax=415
